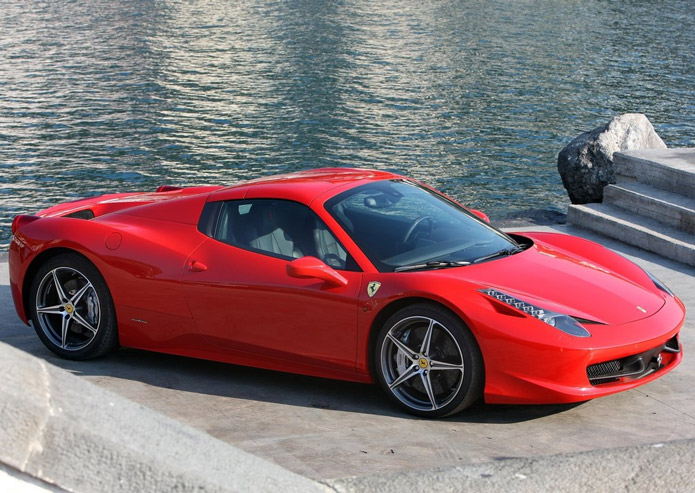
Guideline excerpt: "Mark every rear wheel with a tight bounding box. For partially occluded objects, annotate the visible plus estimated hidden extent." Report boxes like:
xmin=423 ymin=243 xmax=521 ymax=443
xmin=29 ymin=253 xmax=118 ymax=360
xmin=374 ymin=304 xmax=483 ymax=418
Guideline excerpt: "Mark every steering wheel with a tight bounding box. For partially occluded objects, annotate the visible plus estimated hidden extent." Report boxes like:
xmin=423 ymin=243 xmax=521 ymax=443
xmin=403 ymin=215 xmax=434 ymax=246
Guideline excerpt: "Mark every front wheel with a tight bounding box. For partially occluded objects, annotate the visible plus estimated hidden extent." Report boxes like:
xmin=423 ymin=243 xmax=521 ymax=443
xmin=29 ymin=253 xmax=118 ymax=360
xmin=374 ymin=304 xmax=483 ymax=418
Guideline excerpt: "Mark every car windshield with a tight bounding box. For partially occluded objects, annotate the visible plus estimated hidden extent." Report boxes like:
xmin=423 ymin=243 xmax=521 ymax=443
xmin=325 ymin=180 xmax=521 ymax=272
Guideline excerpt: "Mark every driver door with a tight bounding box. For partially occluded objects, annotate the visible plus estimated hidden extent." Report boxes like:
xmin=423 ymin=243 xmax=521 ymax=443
xmin=182 ymin=199 xmax=363 ymax=375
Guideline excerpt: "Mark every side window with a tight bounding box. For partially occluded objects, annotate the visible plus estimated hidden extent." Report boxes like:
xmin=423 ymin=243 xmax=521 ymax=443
xmin=205 ymin=199 xmax=358 ymax=271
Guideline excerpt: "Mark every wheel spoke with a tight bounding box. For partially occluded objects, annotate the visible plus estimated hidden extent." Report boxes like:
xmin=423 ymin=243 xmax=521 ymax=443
xmin=386 ymin=332 xmax=418 ymax=361
xmin=69 ymin=281 xmax=93 ymax=305
xmin=71 ymin=312 xmax=97 ymax=335
xmin=420 ymin=372 xmax=438 ymax=410
xmin=388 ymin=364 xmax=419 ymax=390
xmin=61 ymin=315 xmax=70 ymax=349
xmin=430 ymin=359 xmax=464 ymax=371
xmin=36 ymin=304 xmax=64 ymax=315
xmin=420 ymin=318 xmax=435 ymax=355
xmin=51 ymin=269 xmax=68 ymax=302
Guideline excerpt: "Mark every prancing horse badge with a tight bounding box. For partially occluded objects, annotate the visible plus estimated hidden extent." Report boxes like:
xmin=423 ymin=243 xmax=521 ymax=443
xmin=367 ymin=281 xmax=381 ymax=297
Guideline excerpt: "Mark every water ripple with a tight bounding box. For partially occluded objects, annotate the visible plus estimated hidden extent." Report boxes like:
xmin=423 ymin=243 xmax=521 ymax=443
xmin=1 ymin=0 xmax=694 ymax=247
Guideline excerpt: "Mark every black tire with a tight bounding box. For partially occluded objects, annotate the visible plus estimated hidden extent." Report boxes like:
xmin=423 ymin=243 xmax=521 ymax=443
xmin=374 ymin=303 xmax=483 ymax=418
xmin=29 ymin=253 xmax=118 ymax=360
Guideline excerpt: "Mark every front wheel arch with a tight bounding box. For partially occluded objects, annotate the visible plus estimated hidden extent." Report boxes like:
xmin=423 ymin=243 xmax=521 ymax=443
xmin=367 ymin=297 xmax=481 ymax=372
xmin=367 ymin=298 xmax=485 ymax=407
xmin=372 ymin=302 xmax=485 ymax=417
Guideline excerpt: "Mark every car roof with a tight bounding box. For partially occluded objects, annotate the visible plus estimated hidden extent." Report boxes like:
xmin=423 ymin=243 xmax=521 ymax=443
xmin=208 ymin=167 xmax=402 ymax=204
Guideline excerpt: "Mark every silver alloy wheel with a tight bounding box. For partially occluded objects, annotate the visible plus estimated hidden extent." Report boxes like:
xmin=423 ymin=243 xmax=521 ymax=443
xmin=380 ymin=315 xmax=465 ymax=411
xmin=34 ymin=266 xmax=101 ymax=351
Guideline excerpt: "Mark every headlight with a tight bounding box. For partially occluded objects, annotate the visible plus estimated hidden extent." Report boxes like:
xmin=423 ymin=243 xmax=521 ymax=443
xmin=480 ymin=288 xmax=591 ymax=338
xmin=644 ymin=269 xmax=675 ymax=297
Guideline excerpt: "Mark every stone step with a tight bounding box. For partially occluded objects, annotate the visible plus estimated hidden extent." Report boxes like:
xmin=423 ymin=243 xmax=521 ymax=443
xmin=614 ymin=149 xmax=695 ymax=199
xmin=603 ymin=179 xmax=695 ymax=235
xmin=567 ymin=203 xmax=695 ymax=267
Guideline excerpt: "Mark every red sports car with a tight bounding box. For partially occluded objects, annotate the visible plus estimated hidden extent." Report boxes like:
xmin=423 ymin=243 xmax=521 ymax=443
xmin=9 ymin=168 xmax=685 ymax=417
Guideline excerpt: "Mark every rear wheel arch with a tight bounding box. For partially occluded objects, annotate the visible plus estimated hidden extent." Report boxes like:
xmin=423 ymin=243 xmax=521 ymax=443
xmin=27 ymin=250 xmax=118 ymax=359
xmin=22 ymin=248 xmax=101 ymax=324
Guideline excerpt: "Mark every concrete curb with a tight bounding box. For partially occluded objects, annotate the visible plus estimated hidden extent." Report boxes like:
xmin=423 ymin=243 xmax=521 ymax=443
xmin=0 ymin=341 xmax=325 ymax=493
xmin=325 ymin=439 xmax=695 ymax=492
xmin=0 ymin=462 xmax=63 ymax=492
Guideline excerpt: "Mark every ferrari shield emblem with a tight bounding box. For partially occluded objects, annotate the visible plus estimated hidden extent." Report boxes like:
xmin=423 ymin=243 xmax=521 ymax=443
xmin=367 ymin=281 xmax=381 ymax=298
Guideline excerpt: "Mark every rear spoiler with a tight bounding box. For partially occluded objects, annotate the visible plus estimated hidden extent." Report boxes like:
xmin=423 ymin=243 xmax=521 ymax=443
xmin=11 ymin=215 xmax=40 ymax=234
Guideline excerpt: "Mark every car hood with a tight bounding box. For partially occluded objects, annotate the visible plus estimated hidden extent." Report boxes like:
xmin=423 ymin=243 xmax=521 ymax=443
xmin=450 ymin=234 xmax=665 ymax=325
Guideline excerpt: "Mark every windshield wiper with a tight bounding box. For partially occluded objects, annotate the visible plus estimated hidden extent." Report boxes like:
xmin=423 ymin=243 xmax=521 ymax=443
xmin=472 ymin=246 xmax=524 ymax=264
xmin=394 ymin=260 xmax=471 ymax=272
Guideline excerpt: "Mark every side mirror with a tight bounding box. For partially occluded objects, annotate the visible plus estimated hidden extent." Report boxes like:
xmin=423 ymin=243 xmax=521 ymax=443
xmin=469 ymin=209 xmax=490 ymax=223
xmin=287 ymin=256 xmax=348 ymax=287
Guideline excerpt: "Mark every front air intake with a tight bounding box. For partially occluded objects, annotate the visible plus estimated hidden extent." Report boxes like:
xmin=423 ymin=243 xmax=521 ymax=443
xmin=586 ymin=336 xmax=679 ymax=386
xmin=664 ymin=335 xmax=680 ymax=353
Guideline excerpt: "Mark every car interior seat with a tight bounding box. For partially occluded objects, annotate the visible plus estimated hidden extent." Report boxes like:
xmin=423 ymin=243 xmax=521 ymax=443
xmin=245 ymin=202 xmax=303 ymax=258
xmin=313 ymin=220 xmax=346 ymax=269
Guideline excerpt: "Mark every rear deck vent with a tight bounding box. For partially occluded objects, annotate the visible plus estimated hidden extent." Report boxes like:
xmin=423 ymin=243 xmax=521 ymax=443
xmin=64 ymin=209 xmax=95 ymax=220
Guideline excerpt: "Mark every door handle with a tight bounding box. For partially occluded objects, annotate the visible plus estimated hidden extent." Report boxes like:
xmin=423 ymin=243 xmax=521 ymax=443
xmin=188 ymin=260 xmax=208 ymax=272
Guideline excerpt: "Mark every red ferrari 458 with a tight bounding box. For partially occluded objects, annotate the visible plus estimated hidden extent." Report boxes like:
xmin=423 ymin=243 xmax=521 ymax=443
xmin=9 ymin=168 xmax=685 ymax=417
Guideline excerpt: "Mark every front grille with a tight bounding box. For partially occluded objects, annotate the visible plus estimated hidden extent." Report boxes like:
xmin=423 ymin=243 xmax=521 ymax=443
xmin=587 ymin=353 xmax=645 ymax=386
xmin=591 ymin=376 xmax=620 ymax=385
xmin=586 ymin=336 xmax=677 ymax=386
xmin=587 ymin=360 xmax=621 ymax=380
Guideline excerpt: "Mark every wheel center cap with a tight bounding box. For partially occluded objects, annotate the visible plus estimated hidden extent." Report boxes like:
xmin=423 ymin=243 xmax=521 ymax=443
xmin=418 ymin=357 xmax=429 ymax=369
xmin=65 ymin=303 xmax=74 ymax=314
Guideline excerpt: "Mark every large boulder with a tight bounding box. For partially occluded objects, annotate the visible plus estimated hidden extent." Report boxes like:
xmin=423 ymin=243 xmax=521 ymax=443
xmin=557 ymin=113 xmax=666 ymax=204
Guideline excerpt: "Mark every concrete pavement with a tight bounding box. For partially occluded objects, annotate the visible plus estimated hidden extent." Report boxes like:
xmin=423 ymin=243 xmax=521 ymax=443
xmin=0 ymin=341 xmax=323 ymax=493
xmin=327 ymin=438 xmax=695 ymax=492
xmin=1 ymin=222 xmax=694 ymax=489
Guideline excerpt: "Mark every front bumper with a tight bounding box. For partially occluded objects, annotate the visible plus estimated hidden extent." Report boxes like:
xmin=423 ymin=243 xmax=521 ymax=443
xmin=478 ymin=294 xmax=685 ymax=405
